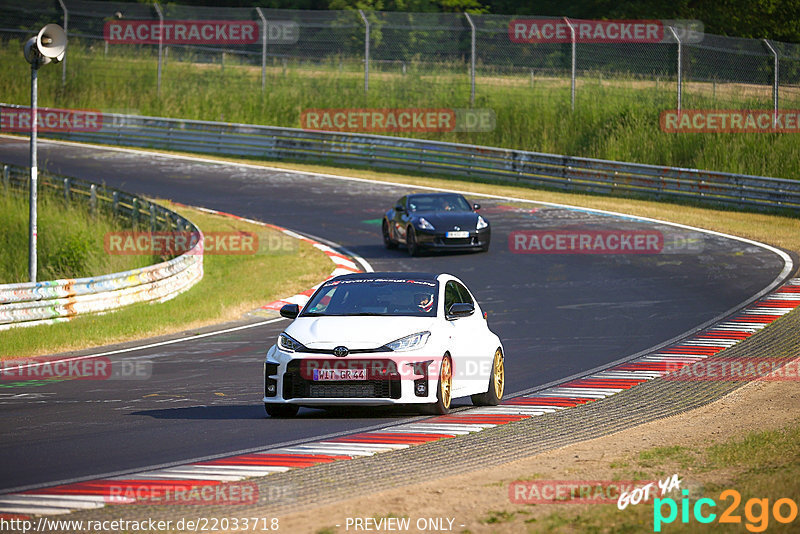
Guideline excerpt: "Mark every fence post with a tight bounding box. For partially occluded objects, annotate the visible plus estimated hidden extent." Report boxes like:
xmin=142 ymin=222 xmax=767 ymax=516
xmin=2 ymin=165 xmax=8 ymax=189
xmin=150 ymin=203 xmax=157 ymax=232
xmin=358 ymin=9 xmax=370 ymax=94
xmin=132 ymin=198 xmax=139 ymax=225
xmin=63 ymin=178 xmax=71 ymax=203
xmin=564 ymin=17 xmax=576 ymax=111
xmin=256 ymin=8 xmax=268 ymax=94
xmin=57 ymin=0 xmax=67 ymax=86
xmin=762 ymin=39 xmax=779 ymax=128
xmin=667 ymin=26 xmax=682 ymax=114
xmin=464 ymin=13 xmax=476 ymax=107
xmin=112 ymin=191 xmax=119 ymax=217
xmin=154 ymin=1 xmax=164 ymax=96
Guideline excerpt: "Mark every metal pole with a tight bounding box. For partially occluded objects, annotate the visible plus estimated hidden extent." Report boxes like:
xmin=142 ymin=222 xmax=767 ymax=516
xmin=763 ymin=39 xmax=779 ymax=128
xmin=465 ymin=13 xmax=476 ymax=107
xmin=256 ymin=8 xmax=267 ymax=94
xmin=58 ymin=0 xmax=67 ymax=86
xmin=667 ymin=26 xmax=682 ymax=115
xmin=358 ymin=9 xmax=369 ymax=94
xmin=564 ymin=17 xmax=576 ymax=111
xmin=29 ymin=63 xmax=39 ymax=283
xmin=154 ymin=2 xmax=164 ymax=96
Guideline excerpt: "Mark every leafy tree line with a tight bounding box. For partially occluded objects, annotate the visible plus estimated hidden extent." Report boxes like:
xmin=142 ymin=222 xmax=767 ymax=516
xmin=135 ymin=0 xmax=799 ymax=43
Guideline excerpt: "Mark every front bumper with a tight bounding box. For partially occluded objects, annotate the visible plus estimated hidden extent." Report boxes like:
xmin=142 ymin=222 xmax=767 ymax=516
xmin=264 ymin=350 xmax=440 ymax=406
xmin=414 ymin=228 xmax=490 ymax=251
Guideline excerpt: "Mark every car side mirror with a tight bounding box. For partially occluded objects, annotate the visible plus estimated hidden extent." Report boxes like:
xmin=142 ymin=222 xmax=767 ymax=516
xmin=473 ymin=203 xmax=481 ymax=211
xmin=280 ymin=303 xmax=300 ymax=319
xmin=447 ymin=302 xmax=474 ymax=318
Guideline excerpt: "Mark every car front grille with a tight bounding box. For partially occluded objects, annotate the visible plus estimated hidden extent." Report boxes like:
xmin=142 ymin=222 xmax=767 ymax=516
xmin=282 ymin=360 xmax=401 ymax=400
xmin=436 ymin=235 xmax=478 ymax=246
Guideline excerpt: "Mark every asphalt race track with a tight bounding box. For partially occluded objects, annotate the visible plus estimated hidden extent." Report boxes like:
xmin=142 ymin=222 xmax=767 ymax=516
xmin=0 ymin=137 xmax=788 ymax=493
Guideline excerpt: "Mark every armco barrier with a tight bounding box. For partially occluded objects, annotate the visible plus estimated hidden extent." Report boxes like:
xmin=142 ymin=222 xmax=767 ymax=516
xmin=2 ymin=103 xmax=798 ymax=212
xmin=0 ymin=164 xmax=203 ymax=330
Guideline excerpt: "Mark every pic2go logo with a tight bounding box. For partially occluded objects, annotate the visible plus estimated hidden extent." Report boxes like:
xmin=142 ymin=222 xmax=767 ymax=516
xmin=653 ymin=489 xmax=798 ymax=532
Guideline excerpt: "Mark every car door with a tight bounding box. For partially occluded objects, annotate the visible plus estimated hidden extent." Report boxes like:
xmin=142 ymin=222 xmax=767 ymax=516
xmin=452 ymin=281 xmax=492 ymax=395
xmin=442 ymin=280 xmax=484 ymax=396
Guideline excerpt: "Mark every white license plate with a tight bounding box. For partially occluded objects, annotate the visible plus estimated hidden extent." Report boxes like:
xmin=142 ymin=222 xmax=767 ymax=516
xmin=313 ymin=368 xmax=368 ymax=381
xmin=446 ymin=231 xmax=470 ymax=238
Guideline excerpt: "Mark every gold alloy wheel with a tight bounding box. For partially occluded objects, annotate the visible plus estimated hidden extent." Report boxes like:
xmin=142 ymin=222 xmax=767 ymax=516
xmin=492 ymin=348 xmax=504 ymax=399
xmin=440 ymin=356 xmax=452 ymax=409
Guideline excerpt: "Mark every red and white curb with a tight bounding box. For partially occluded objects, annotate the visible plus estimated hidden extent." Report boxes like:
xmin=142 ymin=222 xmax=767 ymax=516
xmin=3 ymin=278 xmax=798 ymax=517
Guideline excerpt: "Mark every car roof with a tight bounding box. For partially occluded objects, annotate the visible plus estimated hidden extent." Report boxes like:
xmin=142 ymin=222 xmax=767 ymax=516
xmin=407 ymin=192 xmax=466 ymax=199
xmin=329 ymin=272 xmax=440 ymax=282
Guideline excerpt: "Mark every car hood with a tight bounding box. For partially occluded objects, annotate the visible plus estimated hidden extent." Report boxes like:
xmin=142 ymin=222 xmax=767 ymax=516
xmin=413 ymin=211 xmax=481 ymax=231
xmin=286 ymin=316 xmax=436 ymax=350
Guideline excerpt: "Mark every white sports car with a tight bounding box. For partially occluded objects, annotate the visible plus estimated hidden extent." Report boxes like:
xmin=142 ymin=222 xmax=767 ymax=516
xmin=263 ymin=272 xmax=505 ymax=417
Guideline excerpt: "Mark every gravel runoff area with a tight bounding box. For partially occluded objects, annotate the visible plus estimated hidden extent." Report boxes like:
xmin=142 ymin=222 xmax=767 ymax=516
xmin=31 ymin=306 xmax=800 ymax=533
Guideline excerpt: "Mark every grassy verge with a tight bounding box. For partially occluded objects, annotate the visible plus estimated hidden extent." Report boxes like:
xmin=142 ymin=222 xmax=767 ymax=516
xmin=0 ymin=187 xmax=157 ymax=283
xmin=512 ymin=421 xmax=800 ymax=533
xmin=1 ymin=40 xmax=799 ymax=180
xmin=0 ymin=201 xmax=333 ymax=359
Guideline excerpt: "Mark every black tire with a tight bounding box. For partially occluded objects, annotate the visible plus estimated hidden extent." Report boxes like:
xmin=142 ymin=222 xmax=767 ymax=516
xmin=382 ymin=220 xmax=398 ymax=249
xmin=423 ymin=355 xmax=453 ymax=415
xmin=471 ymin=348 xmax=504 ymax=406
xmin=264 ymin=403 xmax=299 ymax=418
xmin=407 ymin=226 xmax=420 ymax=257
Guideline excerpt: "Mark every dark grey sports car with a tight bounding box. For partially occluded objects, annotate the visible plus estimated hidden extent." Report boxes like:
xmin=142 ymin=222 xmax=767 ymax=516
xmin=383 ymin=193 xmax=490 ymax=256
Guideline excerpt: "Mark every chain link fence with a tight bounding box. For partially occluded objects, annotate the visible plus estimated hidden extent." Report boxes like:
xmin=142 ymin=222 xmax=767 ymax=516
xmin=1 ymin=0 xmax=799 ymax=114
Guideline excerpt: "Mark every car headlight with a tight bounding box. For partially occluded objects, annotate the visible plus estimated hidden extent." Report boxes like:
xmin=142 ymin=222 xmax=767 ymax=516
xmin=384 ymin=331 xmax=431 ymax=352
xmin=278 ymin=332 xmax=305 ymax=352
xmin=417 ymin=218 xmax=435 ymax=230
xmin=476 ymin=215 xmax=489 ymax=230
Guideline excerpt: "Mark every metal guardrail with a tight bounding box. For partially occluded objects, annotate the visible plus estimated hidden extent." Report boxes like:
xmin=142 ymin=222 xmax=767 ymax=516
xmin=0 ymin=163 xmax=204 ymax=330
xmin=2 ymin=104 xmax=797 ymax=212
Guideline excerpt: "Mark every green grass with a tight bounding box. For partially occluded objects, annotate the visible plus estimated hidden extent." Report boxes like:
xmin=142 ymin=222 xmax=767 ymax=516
xmin=0 ymin=187 xmax=155 ymax=283
xmin=1 ymin=39 xmax=799 ymax=181
xmin=0 ymin=202 xmax=333 ymax=358
xmin=637 ymin=446 xmax=699 ymax=471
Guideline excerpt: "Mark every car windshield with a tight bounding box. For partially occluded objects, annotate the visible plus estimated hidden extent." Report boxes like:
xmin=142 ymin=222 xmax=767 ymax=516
xmin=302 ymin=278 xmax=439 ymax=317
xmin=408 ymin=194 xmax=471 ymax=213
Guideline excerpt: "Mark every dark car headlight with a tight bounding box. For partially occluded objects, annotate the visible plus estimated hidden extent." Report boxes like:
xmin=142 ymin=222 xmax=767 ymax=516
xmin=417 ymin=217 xmax=435 ymax=230
xmin=278 ymin=332 xmax=305 ymax=352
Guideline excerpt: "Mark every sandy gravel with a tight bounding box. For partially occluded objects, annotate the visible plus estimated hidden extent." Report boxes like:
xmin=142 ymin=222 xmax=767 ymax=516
xmin=271 ymin=378 xmax=800 ymax=533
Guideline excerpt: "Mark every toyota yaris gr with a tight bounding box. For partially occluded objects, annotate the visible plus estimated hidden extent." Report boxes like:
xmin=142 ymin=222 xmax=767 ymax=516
xmin=263 ymin=272 xmax=505 ymax=417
